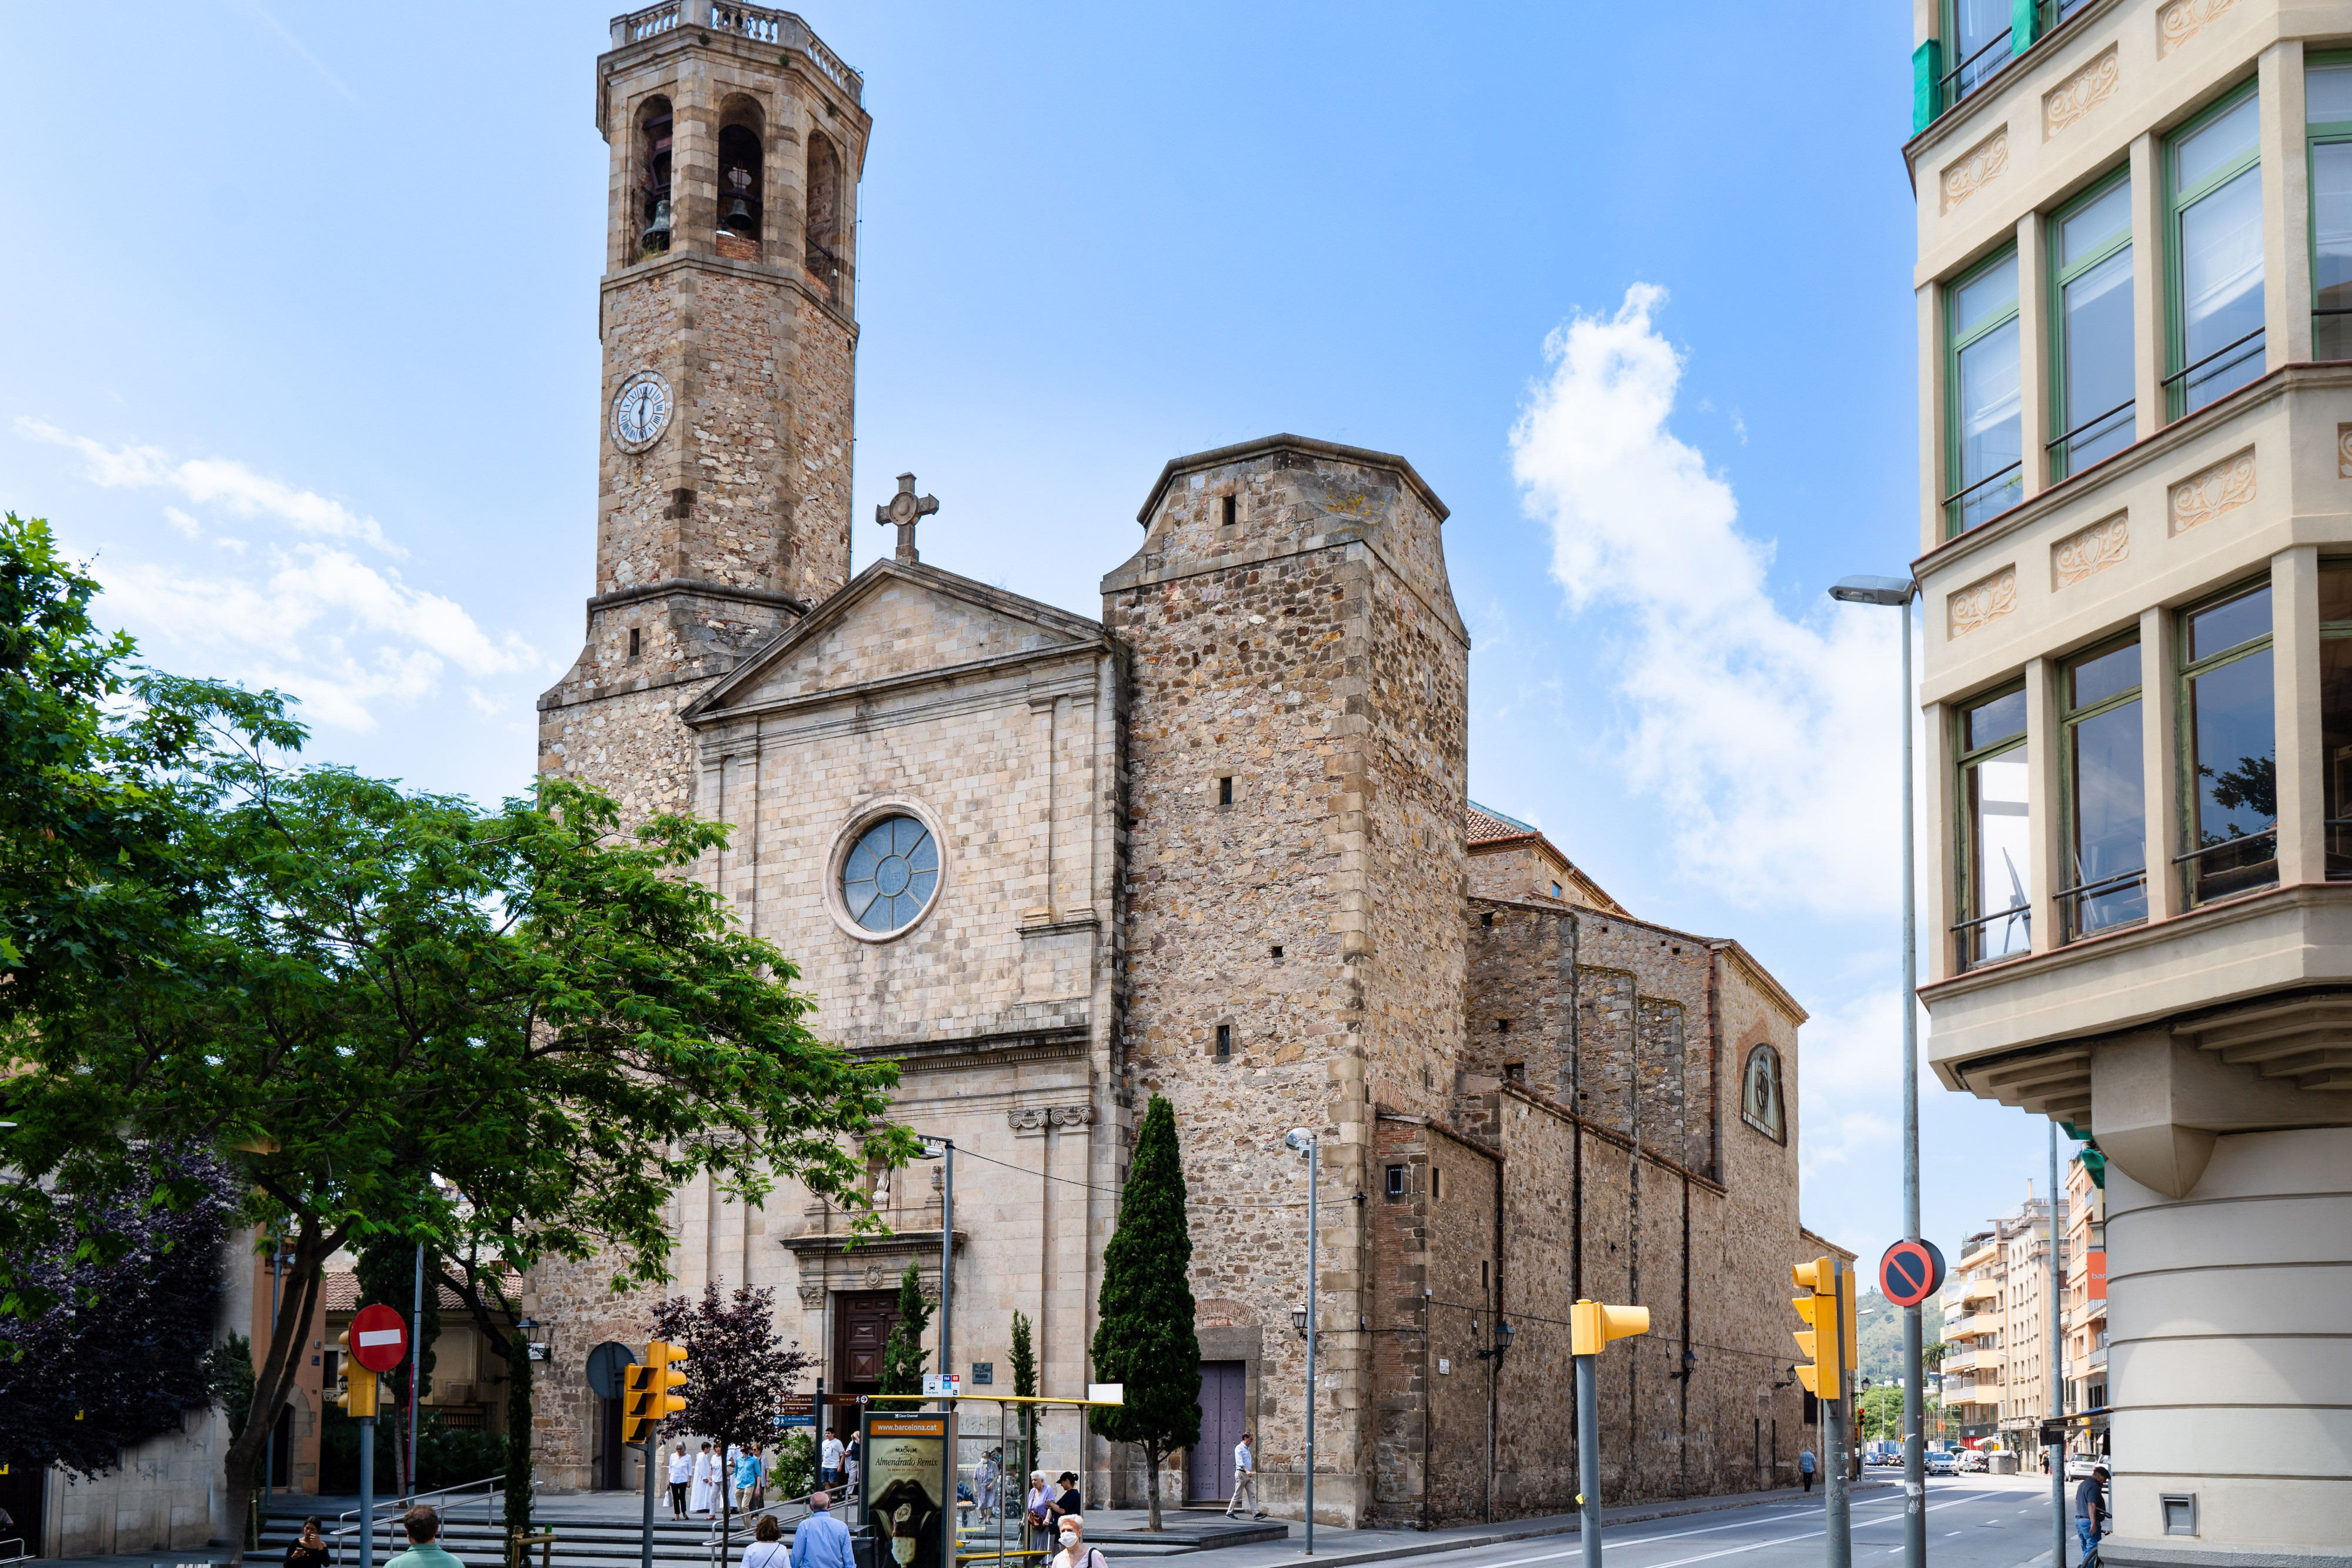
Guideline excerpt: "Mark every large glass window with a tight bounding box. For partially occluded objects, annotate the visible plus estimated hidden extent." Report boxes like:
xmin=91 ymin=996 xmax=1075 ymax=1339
xmin=1956 ymin=686 xmax=2033 ymax=968
xmin=2167 ymin=89 xmax=2266 ymax=416
xmin=1944 ymin=0 xmax=2015 ymax=103
xmin=2320 ymin=565 xmax=2352 ymax=877
xmin=1947 ymin=251 xmax=2023 ymax=536
xmin=2308 ymin=62 xmax=2352 ymax=359
xmin=2050 ymin=176 xmax=2136 ymax=478
xmin=2060 ymin=638 xmax=2146 ymax=940
xmin=2179 ymin=583 xmax=2276 ymax=905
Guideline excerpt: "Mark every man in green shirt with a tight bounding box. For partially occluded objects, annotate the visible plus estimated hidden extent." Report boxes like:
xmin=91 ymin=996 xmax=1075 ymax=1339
xmin=386 ymin=1506 xmax=465 ymax=1568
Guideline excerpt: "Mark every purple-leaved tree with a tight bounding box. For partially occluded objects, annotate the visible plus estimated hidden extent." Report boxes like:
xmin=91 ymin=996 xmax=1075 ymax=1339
xmin=652 ymin=1281 xmax=813 ymax=1567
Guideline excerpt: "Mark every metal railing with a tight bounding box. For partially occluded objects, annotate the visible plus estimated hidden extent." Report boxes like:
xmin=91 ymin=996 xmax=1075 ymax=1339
xmin=609 ymin=2 xmax=863 ymax=101
xmin=0 ymin=1536 xmax=27 ymax=1567
xmin=328 ymin=1475 xmax=527 ymax=1566
xmin=2162 ymin=326 xmax=2267 ymax=404
xmin=1952 ymin=901 xmax=2031 ymax=969
xmin=2045 ymin=396 xmax=2134 ymax=466
xmin=1943 ymin=459 xmax=2024 ymax=534
xmin=2056 ymin=867 xmax=2147 ymax=942
xmin=1938 ymin=29 xmax=2013 ymax=105
xmin=704 ymin=1492 xmax=817 ymax=1566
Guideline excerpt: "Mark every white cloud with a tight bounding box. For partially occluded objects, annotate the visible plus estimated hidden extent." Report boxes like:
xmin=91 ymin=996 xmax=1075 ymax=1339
xmin=1509 ymin=285 xmax=1902 ymax=917
xmin=163 ymin=506 xmax=202 ymax=539
xmin=101 ymin=544 xmax=540 ymax=732
xmin=18 ymin=417 xmax=400 ymax=554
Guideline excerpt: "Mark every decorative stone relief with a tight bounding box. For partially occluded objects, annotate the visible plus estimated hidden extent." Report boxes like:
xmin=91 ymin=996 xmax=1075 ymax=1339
xmin=2053 ymin=513 xmax=2130 ymax=589
xmin=2044 ymin=46 xmax=2119 ymax=138
xmin=798 ymin=1284 xmax=825 ymax=1308
xmin=1007 ymin=1104 xmax=1094 ymax=1132
xmin=2168 ymin=449 xmax=2257 ymax=534
xmin=1948 ymin=567 xmax=2020 ymax=638
xmin=1942 ymin=128 xmax=2010 ymax=212
xmin=2159 ymin=0 xmax=2238 ymax=56
xmin=2337 ymin=424 xmax=2352 ymax=479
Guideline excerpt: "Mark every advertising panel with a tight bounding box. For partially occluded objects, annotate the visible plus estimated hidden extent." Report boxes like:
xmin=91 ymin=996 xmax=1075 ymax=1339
xmin=861 ymin=1411 xmax=956 ymax=1568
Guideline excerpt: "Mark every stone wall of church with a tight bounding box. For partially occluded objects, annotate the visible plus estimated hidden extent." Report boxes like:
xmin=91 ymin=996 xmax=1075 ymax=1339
xmin=1104 ymin=439 xmax=1471 ymax=1527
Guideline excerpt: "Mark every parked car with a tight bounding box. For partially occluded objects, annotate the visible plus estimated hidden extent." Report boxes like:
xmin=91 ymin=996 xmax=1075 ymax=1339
xmin=2066 ymin=1455 xmax=2103 ymax=1480
xmin=1957 ymin=1449 xmax=1990 ymax=1473
xmin=1925 ymin=1451 xmax=1957 ymax=1476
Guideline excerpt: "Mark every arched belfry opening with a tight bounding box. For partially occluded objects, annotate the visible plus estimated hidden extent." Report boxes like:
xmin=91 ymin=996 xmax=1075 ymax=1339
xmin=636 ymin=96 xmax=674 ymax=258
xmin=717 ymin=98 xmax=764 ymax=259
xmin=804 ymin=133 xmax=841 ymax=294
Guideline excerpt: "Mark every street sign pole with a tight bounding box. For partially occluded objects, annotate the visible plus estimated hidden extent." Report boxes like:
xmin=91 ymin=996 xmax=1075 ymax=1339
xmin=642 ymin=1420 xmax=660 ymax=1568
xmin=2050 ymin=1125 xmax=2066 ymax=1567
xmin=1575 ymin=1350 xmax=1599 ymax=1568
xmin=1826 ymin=1257 xmax=1852 ymax=1568
xmin=359 ymin=1412 xmax=375 ymax=1568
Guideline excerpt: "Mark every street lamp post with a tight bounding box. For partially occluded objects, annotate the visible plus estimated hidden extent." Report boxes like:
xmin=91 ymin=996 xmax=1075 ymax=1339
xmin=1827 ymin=573 xmax=1924 ymax=1568
xmin=1285 ymin=1128 xmax=1318 ymax=1556
xmin=914 ymin=1137 xmax=956 ymax=1409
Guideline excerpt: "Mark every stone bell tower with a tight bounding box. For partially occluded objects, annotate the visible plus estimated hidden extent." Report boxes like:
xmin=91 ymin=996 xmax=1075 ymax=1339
xmin=539 ymin=3 xmax=868 ymax=821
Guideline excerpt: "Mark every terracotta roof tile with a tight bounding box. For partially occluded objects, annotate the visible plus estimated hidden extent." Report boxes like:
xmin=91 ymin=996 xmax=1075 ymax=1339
xmin=1466 ymin=801 xmax=1539 ymax=845
xmin=319 ymin=1269 xmax=520 ymax=1315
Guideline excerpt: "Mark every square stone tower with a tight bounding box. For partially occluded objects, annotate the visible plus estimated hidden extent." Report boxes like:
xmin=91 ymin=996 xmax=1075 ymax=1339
xmin=540 ymin=2 xmax=867 ymax=822
xmin=1101 ymin=436 xmax=1472 ymax=1526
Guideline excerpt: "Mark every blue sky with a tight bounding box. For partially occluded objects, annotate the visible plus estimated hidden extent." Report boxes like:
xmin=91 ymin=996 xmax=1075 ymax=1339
xmin=0 ymin=2 xmax=2063 ymax=1272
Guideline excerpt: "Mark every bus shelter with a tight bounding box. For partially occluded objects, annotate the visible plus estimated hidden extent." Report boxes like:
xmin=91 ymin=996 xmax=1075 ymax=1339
xmin=864 ymin=1390 xmax=1124 ymax=1567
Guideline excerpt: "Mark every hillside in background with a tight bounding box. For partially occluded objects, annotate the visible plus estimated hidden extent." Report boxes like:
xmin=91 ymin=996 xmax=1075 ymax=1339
xmin=1855 ymin=1287 xmax=1945 ymax=1385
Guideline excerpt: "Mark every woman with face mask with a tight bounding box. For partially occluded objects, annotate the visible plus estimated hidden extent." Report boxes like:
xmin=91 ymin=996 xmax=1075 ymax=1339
xmin=1053 ymin=1514 xmax=1104 ymax=1568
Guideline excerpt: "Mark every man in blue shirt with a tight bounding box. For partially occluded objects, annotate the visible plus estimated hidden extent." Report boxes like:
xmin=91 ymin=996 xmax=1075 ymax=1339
xmin=790 ymin=1491 xmax=856 ymax=1568
xmin=2074 ymin=1465 xmax=2109 ymax=1559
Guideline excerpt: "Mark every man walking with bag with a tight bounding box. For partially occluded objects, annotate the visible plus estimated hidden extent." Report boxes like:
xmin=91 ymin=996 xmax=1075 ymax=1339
xmin=1224 ymin=1432 xmax=1263 ymax=1519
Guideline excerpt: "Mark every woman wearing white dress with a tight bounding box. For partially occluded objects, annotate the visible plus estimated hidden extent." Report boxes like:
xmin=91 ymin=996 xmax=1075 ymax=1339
xmin=690 ymin=1442 xmax=719 ymax=1516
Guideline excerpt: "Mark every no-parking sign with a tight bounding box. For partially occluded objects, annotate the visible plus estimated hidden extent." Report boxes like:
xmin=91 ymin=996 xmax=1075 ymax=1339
xmin=1879 ymin=1239 xmax=1947 ymax=1308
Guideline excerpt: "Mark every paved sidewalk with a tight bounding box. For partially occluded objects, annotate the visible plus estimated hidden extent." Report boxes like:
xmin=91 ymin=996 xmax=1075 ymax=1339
xmin=42 ymin=1478 xmax=1895 ymax=1568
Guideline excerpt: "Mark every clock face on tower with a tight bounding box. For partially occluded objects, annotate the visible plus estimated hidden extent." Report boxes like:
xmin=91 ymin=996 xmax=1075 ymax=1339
xmin=610 ymin=370 xmax=672 ymax=453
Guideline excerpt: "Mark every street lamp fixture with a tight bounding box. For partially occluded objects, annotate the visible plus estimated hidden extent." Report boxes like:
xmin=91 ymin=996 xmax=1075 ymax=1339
xmin=1826 ymin=569 xmax=1923 ymax=1568
xmin=1292 ymin=1305 xmax=1308 ymax=1339
xmin=913 ymin=1135 xmax=956 ymax=1406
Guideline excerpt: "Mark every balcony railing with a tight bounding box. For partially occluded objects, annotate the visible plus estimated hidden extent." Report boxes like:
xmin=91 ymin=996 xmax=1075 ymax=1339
xmin=2059 ymin=867 xmax=2147 ymax=944
xmin=1915 ymin=0 xmax=2112 ymax=131
xmin=609 ymin=1 xmax=863 ymax=102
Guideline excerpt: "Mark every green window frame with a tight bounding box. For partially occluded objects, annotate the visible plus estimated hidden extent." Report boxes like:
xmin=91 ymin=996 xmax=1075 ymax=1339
xmin=2164 ymin=81 xmax=2266 ymax=419
xmin=2317 ymin=560 xmax=2352 ymax=876
xmin=2047 ymin=170 xmax=2136 ymax=481
xmin=2177 ymin=579 xmax=2277 ymax=907
xmin=1946 ymin=246 xmax=2024 ymax=537
xmin=1954 ymin=682 xmax=2032 ymax=970
xmin=2307 ymin=54 xmax=2352 ymax=359
xmin=2058 ymin=635 xmax=2147 ymax=941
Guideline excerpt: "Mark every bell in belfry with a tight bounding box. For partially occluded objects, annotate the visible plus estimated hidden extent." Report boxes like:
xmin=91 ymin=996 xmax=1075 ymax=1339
xmin=640 ymin=197 xmax=671 ymax=252
xmin=724 ymin=196 xmax=754 ymax=234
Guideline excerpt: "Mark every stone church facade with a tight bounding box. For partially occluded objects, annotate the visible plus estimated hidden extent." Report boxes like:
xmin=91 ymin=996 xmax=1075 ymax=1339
xmin=526 ymin=4 xmax=1846 ymax=1524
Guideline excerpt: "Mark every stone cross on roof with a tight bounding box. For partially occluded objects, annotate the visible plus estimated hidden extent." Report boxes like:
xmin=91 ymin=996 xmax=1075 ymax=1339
xmin=875 ymin=472 xmax=939 ymax=564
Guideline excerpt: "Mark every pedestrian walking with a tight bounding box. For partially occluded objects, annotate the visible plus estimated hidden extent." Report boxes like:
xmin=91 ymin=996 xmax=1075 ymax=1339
xmin=973 ymin=1446 xmax=1001 ymax=1522
xmin=734 ymin=1443 xmax=765 ymax=1513
xmin=790 ymin=1492 xmax=856 ymax=1568
xmin=821 ymin=1429 xmax=847 ymax=1492
xmin=385 ymin=1508 xmax=463 ymax=1568
xmin=2075 ymin=1464 xmax=2110 ymax=1563
xmin=1025 ymin=1472 xmax=1054 ymax=1554
xmin=669 ymin=1444 xmax=693 ymax=1519
xmin=1223 ymin=1431 xmax=1263 ymax=1519
xmin=750 ymin=1443 xmax=770 ymax=1511
xmin=1051 ymin=1514 xmax=1107 ymax=1568
xmin=1799 ymin=1447 xmax=1816 ymax=1494
xmin=741 ymin=1514 xmax=790 ymax=1568
xmin=691 ymin=1442 xmax=719 ymax=1516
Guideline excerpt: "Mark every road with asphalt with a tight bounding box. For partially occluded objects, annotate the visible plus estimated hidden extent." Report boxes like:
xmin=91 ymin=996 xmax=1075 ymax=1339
xmin=1391 ymin=1476 xmax=2073 ymax=1568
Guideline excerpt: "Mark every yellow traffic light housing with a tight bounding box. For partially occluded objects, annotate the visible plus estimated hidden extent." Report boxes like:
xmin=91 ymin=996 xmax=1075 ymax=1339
xmin=1569 ymin=1299 xmax=1651 ymax=1356
xmin=335 ymin=1363 xmax=380 ymax=1419
xmin=623 ymin=1339 xmax=689 ymax=1443
xmin=1790 ymin=1256 xmax=1845 ymax=1395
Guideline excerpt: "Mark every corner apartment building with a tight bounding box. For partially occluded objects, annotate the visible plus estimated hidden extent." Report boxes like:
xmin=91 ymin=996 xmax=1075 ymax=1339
xmin=1934 ymin=1193 xmax=2066 ymax=1450
xmin=2062 ymin=1151 xmax=2113 ymax=1449
xmin=1906 ymin=0 xmax=2352 ymax=1560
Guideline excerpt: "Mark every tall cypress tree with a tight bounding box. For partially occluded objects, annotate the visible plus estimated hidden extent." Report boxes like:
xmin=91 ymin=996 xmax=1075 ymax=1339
xmin=1090 ymin=1095 xmax=1200 ymax=1531
xmin=878 ymin=1262 xmax=934 ymax=1396
xmin=1008 ymin=1310 xmax=1038 ymax=1487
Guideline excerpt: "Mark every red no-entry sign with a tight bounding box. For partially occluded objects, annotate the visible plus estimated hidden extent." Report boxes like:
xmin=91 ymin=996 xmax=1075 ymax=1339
xmin=349 ymin=1302 xmax=410 ymax=1372
xmin=1879 ymin=1239 xmax=1947 ymax=1309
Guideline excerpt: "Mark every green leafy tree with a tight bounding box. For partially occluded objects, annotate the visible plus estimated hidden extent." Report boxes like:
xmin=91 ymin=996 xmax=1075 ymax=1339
xmin=878 ymin=1262 xmax=934 ymax=1397
xmin=0 ymin=524 xmax=918 ymax=1563
xmin=1008 ymin=1310 xmax=1037 ymax=1489
xmin=1090 ymin=1095 xmax=1201 ymax=1531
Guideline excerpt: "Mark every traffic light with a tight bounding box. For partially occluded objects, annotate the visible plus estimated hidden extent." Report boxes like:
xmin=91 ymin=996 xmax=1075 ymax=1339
xmin=333 ymin=1329 xmax=381 ymax=1420
xmin=1569 ymin=1299 xmax=1651 ymax=1357
xmin=623 ymin=1339 xmax=689 ymax=1443
xmin=1791 ymin=1256 xmax=1845 ymax=1396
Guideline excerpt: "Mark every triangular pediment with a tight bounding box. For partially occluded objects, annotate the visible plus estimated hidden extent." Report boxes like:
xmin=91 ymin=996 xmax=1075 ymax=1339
xmin=683 ymin=559 xmax=1105 ymax=722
